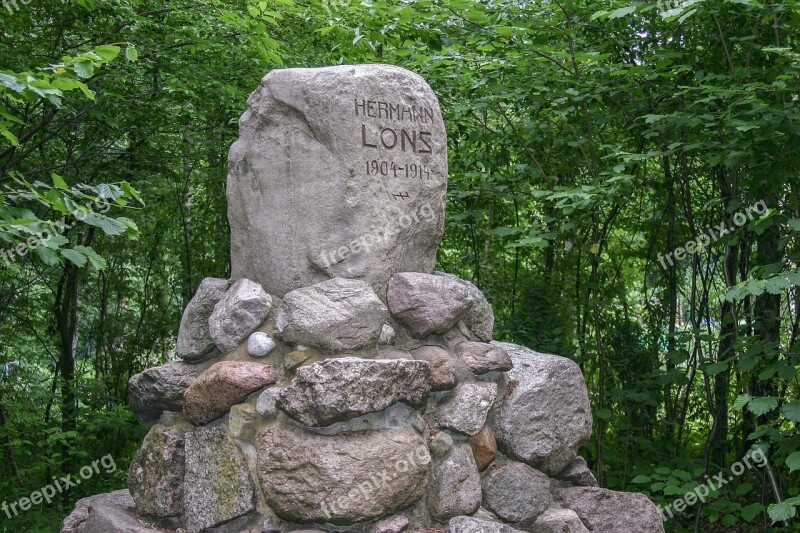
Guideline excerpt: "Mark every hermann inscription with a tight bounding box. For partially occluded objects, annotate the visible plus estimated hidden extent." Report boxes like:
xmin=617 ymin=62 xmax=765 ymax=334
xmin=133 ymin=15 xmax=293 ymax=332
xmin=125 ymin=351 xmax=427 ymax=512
xmin=227 ymin=64 xmax=448 ymax=298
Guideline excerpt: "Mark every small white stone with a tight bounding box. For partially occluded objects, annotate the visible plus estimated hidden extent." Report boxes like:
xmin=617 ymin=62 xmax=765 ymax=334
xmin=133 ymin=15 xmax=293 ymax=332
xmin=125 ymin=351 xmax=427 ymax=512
xmin=247 ymin=332 xmax=276 ymax=357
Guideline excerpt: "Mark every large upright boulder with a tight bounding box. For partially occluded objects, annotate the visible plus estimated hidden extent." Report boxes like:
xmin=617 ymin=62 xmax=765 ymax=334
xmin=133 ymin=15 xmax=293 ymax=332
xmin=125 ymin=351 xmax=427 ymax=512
xmin=490 ymin=343 xmax=592 ymax=475
xmin=227 ymin=65 xmax=448 ymax=297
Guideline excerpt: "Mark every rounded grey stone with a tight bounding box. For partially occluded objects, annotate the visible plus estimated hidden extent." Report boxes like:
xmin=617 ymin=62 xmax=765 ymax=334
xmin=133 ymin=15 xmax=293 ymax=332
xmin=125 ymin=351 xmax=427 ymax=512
xmin=489 ymin=342 xmax=592 ymax=475
xmin=482 ymin=461 xmax=551 ymax=524
xmin=429 ymin=431 xmax=454 ymax=458
xmin=427 ymin=444 xmax=481 ymax=521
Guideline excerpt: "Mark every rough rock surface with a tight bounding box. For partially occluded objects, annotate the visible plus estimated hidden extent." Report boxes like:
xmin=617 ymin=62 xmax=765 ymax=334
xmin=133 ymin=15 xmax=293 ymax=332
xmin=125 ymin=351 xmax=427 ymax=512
xmin=183 ymin=361 xmax=280 ymax=425
xmin=209 ymin=278 xmax=272 ymax=353
xmin=177 ymin=277 xmax=230 ymax=361
xmin=274 ymin=278 xmax=388 ymax=352
xmin=556 ymin=456 xmax=598 ymax=487
xmin=432 ymin=381 xmax=497 ymax=436
xmin=554 ymin=487 xmax=665 ymax=533
xmin=455 ymin=342 xmax=512 ymax=374
xmin=256 ymin=387 xmax=281 ymax=418
xmin=446 ymin=516 xmax=526 ymax=533
xmin=435 ymin=272 xmax=495 ymax=341
xmin=374 ymin=515 xmax=410 ymax=533
xmin=379 ymin=324 xmax=397 ymax=345
xmin=228 ymin=65 xmax=448 ymax=298
xmin=470 ymin=425 xmax=497 ymax=471
xmin=482 ymin=461 xmax=551 ymax=525
xmin=257 ymin=425 xmax=430 ymax=525
xmin=247 ymin=332 xmax=277 ymax=357
xmin=228 ymin=403 xmax=260 ymax=441
xmin=429 ymin=431 xmax=454 ymax=458
xmin=410 ymin=345 xmax=462 ymax=390
xmin=490 ymin=342 xmax=592 ymax=475
xmin=277 ymin=357 xmax=432 ymax=426
xmin=531 ymin=508 xmax=589 ymax=533
xmin=427 ymin=444 xmax=482 ymax=521
xmin=184 ymin=424 xmax=256 ymax=532
xmin=128 ymin=423 xmax=188 ymax=519
xmin=387 ymin=273 xmax=474 ymax=338
xmin=62 ymin=490 xmax=136 ymax=533
xmin=128 ymin=361 xmax=211 ymax=422
xmin=75 ymin=504 xmax=161 ymax=533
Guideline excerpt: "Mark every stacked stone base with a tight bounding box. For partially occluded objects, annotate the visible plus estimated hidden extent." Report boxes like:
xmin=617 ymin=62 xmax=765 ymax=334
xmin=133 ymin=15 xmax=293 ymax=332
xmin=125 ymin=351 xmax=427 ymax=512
xmin=63 ymin=272 xmax=664 ymax=533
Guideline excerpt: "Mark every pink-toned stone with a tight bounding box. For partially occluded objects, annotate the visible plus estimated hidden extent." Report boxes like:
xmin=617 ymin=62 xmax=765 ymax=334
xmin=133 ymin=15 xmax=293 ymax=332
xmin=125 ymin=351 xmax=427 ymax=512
xmin=183 ymin=361 xmax=280 ymax=425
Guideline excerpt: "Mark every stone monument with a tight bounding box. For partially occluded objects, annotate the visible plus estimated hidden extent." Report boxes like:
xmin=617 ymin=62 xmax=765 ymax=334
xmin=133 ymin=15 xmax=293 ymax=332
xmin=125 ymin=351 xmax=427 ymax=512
xmin=227 ymin=65 xmax=447 ymax=298
xmin=62 ymin=65 xmax=664 ymax=533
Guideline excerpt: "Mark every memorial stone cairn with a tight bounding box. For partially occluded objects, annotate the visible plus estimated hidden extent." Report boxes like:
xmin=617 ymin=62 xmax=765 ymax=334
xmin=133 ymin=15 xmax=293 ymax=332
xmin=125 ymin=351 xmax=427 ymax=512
xmin=62 ymin=65 xmax=664 ymax=533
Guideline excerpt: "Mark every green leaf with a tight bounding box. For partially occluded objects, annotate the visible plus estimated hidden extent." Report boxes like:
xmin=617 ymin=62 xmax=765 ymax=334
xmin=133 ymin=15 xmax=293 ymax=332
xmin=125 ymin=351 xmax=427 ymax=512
xmin=73 ymin=245 xmax=106 ymax=270
xmin=786 ymin=452 xmax=800 ymax=473
xmin=93 ymin=45 xmax=121 ymax=61
xmin=52 ymin=173 xmax=68 ymax=190
xmin=73 ymin=60 xmax=94 ymax=79
xmin=768 ymin=500 xmax=796 ymax=523
xmin=741 ymin=502 xmax=764 ymax=522
xmin=60 ymin=248 xmax=87 ymax=267
xmin=747 ymin=397 xmax=778 ymax=417
xmin=0 ymin=128 xmax=19 ymax=146
xmin=34 ymin=245 xmax=60 ymax=266
xmin=732 ymin=393 xmax=752 ymax=411
xmin=703 ymin=361 xmax=728 ymax=375
xmin=631 ymin=475 xmax=651 ymax=483
xmin=81 ymin=213 xmax=126 ymax=235
xmin=609 ymin=6 xmax=637 ymax=19
xmin=782 ymin=401 xmax=800 ymax=422
xmin=125 ymin=46 xmax=139 ymax=62
xmin=594 ymin=408 xmax=613 ymax=420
